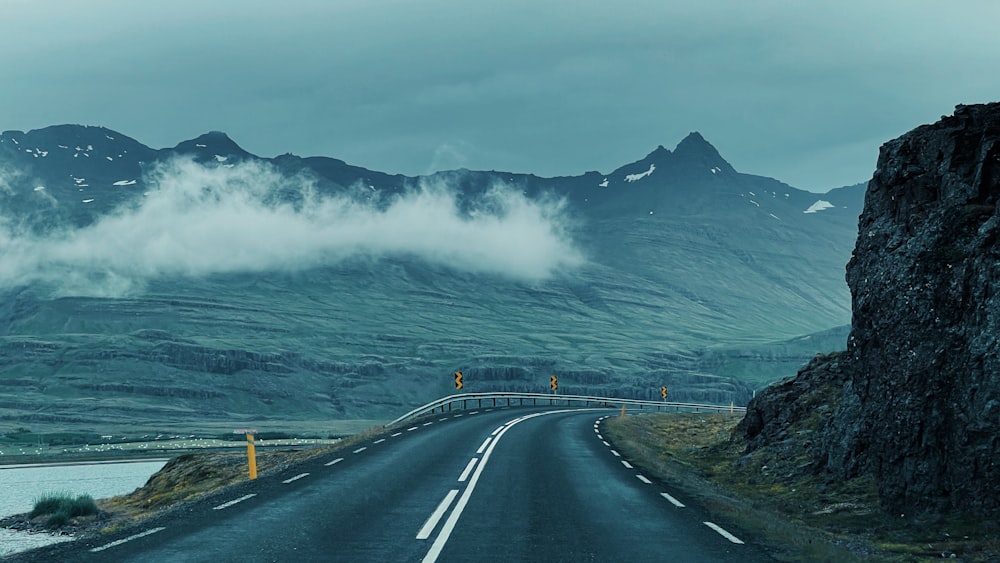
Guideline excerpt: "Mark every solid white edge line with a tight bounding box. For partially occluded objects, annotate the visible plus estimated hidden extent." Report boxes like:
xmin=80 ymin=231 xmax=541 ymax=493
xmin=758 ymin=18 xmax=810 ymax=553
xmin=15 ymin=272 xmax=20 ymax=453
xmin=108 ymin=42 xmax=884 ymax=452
xmin=475 ymin=437 xmax=491 ymax=454
xmin=89 ymin=527 xmax=166 ymax=552
xmin=374 ymin=438 xmax=386 ymax=444
xmin=490 ymin=426 xmax=504 ymax=436
xmin=457 ymin=457 xmax=479 ymax=482
xmin=622 ymin=460 xmax=633 ymax=468
xmin=416 ymin=489 xmax=460 ymax=540
xmin=325 ymin=457 xmax=344 ymax=466
xmin=353 ymin=447 xmax=367 ymax=454
xmin=636 ymin=474 xmax=652 ymax=484
xmin=704 ymin=521 xmax=745 ymax=544
xmin=660 ymin=492 xmax=686 ymax=507
xmin=282 ymin=472 xmax=310 ymax=483
xmin=213 ymin=493 xmax=256 ymax=510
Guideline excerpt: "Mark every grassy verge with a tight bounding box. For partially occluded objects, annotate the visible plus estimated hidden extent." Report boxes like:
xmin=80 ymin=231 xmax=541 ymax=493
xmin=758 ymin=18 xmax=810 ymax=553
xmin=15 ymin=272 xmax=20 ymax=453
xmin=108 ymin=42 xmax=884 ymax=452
xmin=603 ymin=412 xmax=1000 ymax=562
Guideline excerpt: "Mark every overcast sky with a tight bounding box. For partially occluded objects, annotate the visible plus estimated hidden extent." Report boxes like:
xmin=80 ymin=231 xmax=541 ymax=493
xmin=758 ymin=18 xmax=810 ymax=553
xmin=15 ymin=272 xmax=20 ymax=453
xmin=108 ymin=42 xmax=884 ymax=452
xmin=2 ymin=1 xmax=998 ymax=192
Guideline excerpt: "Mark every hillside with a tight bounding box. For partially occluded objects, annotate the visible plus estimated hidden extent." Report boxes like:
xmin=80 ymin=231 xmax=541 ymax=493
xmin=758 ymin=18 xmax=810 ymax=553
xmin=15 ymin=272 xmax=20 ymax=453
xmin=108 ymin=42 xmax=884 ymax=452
xmin=0 ymin=126 xmax=862 ymax=433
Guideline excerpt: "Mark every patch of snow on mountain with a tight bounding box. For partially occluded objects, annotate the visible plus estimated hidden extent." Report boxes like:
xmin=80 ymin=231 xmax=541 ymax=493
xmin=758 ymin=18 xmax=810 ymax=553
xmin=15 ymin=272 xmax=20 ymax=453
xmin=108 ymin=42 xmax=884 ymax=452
xmin=105 ymin=135 xmax=114 ymax=140
xmin=58 ymin=145 xmax=68 ymax=149
xmin=804 ymin=200 xmax=835 ymax=214
xmin=598 ymin=178 xmax=608 ymax=188
xmin=710 ymin=167 xmax=721 ymax=174
xmin=34 ymin=186 xmax=45 ymax=191
xmin=748 ymin=191 xmax=756 ymax=196
xmin=82 ymin=198 xmax=95 ymax=203
xmin=106 ymin=156 xmax=113 ymax=161
xmin=214 ymin=155 xmax=228 ymax=162
xmin=11 ymin=138 xmax=18 ymax=145
xmin=624 ymin=164 xmax=655 ymax=183
xmin=749 ymin=200 xmax=759 ymax=207
xmin=196 ymin=144 xmax=207 ymax=148
xmin=769 ymin=213 xmax=780 ymax=221
xmin=113 ymin=180 xmax=137 ymax=186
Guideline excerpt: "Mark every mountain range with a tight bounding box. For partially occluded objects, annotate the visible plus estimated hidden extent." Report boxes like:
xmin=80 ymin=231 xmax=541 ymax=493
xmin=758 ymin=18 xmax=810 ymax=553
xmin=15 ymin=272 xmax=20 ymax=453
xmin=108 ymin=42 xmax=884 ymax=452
xmin=0 ymin=125 xmax=864 ymax=434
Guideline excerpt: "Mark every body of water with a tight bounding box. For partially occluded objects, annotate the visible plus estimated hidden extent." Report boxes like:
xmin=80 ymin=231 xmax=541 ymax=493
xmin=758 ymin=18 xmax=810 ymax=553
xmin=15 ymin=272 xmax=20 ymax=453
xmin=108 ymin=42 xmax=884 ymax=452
xmin=0 ymin=459 xmax=167 ymax=557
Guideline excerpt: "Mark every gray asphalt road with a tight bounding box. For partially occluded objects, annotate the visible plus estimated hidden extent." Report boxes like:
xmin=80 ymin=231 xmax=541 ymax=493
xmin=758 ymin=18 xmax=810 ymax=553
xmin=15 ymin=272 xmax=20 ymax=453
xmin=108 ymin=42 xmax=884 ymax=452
xmin=21 ymin=407 xmax=773 ymax=562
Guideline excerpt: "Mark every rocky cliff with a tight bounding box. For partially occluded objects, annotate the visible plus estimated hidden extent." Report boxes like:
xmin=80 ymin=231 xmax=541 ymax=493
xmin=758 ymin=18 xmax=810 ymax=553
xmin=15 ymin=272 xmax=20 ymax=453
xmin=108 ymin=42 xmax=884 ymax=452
xmin=740 ymin=102 xmax=1000 ymax=516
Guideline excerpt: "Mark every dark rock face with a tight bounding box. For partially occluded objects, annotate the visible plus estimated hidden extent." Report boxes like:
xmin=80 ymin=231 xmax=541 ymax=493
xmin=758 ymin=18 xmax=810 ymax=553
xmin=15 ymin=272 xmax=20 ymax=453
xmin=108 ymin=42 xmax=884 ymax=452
xmin=743 ymin=103 xmax=1000 ymax=516
xmin=830 ymin=103 xmax=1000 ymax=515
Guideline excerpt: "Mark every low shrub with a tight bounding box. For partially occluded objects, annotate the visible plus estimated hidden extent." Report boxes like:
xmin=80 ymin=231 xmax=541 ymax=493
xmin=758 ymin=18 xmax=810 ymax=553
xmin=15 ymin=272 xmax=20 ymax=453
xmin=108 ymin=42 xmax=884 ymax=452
xmin=31 ymin=492 xmax=98 ymax=527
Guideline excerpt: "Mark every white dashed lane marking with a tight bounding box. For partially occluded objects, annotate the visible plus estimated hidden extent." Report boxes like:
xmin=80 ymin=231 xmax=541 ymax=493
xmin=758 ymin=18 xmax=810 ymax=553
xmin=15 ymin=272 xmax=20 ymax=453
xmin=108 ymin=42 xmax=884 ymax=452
xmin=458 ymin=458 xmax=478 ymax=482
xmin=475 ymin=438 xmax=491 ymax=455
xmin=423 ymin=422 xmax=434 ymax=426
xmin=282 ymin=473 xmax=310 ymax=484
xmin=213 ymin=494 xmax=256 ymax=510
xmin=374 ymin=438 xmax=386 ymax=444
xmin=417 ymin=490 xmax=460 ymax=540
xmin=704 ymin=521 xmax=745 ymax=544
xmin=602 ymin=441 xmax=610 ymax=447
xmin=636 ymin=474 xmax=652 ymax=484
xmin=621 ymin=460 xmax=633 ymax=469
xmin=353 ymin=447 xmax=367 ymax=454
xmin=660 ymin=492 xmax=685 ymax=507
xmin=89 ymin=527 xmax=166 ymax=553
xmin=610 ymin=450 xmax=621 ymax=457
xmin=391 ymin=432 xmax=403 ymax=437
xmin=325 ymin=457 xmax=344 ymax=466
xmin=408 ymin=426 xmax=419 ymax=431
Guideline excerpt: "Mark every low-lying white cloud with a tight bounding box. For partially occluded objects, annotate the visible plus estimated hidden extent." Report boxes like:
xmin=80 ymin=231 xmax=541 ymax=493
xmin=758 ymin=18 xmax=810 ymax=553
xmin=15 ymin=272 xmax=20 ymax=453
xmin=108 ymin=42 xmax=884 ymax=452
xmin=0 ymin=158 xmax=584 ymax=296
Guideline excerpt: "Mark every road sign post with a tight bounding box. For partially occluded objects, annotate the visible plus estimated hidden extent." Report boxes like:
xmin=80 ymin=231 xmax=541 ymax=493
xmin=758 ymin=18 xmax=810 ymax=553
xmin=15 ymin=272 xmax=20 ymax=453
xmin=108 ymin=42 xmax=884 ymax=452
xmin=455 ymin=371 xmax=463 ymax=390
xmin=661 ymin=386 xmax=668 ymax=400
xmin=550 ymin=375 xmax=558 ymax=393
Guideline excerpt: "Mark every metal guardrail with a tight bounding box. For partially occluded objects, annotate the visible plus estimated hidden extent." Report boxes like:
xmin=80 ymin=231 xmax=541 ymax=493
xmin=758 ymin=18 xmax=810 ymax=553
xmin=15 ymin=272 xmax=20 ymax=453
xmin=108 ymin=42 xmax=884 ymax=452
xmin=387 ymin=392 xmax=747 ymax=427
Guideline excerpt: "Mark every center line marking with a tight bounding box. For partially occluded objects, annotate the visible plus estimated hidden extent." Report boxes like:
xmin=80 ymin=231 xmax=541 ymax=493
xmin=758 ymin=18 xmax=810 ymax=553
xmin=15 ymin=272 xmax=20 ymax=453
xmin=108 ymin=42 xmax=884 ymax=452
xmin=324 ymin=457 xmax=344 ymax=466
xmin=475 ymin=437 xmax=492 ymax=454
xmin=374 ymin=438 xmax=386 ymax=444
xmin=704 ymin=522 xmax=745 ymax=544
xmin=621 ymin=460 xmax=633 ymax=468
xmin=408 ymin=426 xmax=419 ymax=431
xmin=283 ymin=472 xmax=310 ymax=483
xmin=423 ymin=422 xmax=434 ymax=426
xmin=391 ymin=432 xmax=403 ymax=437
xmin=89 ymin=527 xmax=166 ymax=552
xmin=490 ymin=426 xmax=504 ymax=436
xmin=213 ymin=493 xmax=256 ymax=510
xmin=439 ymin=418 xmax=449 ymax=421
xmin=457 ymin=458 xmax=478 ymax=482
xmin=636 ymin=474 xmax=652 ymax=484
xmin=469 ymin=411 xmax=479 ymax=415
xmin=453 ymin=414 xmax=463 ymax=418
xmin=353 ymin=447 xmax=367 ymax=454
xmin=660 ymin=492 xmax=686 ymax=507
xmin=422 ymin=408 xmax=603 ymax=563
xmin=416 ymin=490 xmax=460 ymax=540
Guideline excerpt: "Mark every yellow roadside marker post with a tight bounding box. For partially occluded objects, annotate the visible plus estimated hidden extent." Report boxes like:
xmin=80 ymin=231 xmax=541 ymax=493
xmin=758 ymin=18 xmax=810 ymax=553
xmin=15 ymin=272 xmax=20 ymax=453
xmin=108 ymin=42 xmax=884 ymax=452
xmin=620 ymin=405 xmax=626 ymax=417
xmin=246 ymin=433 xmax=258 ymax=480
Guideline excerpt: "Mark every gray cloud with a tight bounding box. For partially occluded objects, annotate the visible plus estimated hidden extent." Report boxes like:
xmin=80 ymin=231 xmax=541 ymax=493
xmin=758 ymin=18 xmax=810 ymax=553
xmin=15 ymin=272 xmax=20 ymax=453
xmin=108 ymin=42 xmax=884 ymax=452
xmin=0 ymin=158 xmax=583 ymax=296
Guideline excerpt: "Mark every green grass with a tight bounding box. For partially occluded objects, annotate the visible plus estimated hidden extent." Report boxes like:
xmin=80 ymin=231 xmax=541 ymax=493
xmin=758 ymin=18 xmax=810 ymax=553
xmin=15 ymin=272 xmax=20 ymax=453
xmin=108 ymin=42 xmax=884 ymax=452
xmin=31 ymin=492 xmax=98 ymax=528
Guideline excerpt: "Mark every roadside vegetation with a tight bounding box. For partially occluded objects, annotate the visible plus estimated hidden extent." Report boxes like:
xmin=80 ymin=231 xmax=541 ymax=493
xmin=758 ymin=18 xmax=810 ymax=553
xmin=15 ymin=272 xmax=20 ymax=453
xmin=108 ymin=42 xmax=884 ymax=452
xmin=30 ymin=493 xmax=98 ymax=529
xmin=604 ymin=412 xmax=1000 ymax=562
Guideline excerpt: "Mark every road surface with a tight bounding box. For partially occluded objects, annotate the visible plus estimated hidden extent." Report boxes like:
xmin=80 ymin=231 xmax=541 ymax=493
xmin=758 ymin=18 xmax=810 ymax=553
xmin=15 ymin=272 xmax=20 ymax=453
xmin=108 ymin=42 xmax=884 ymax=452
xmin=21 ymin=407 xmax=773 ymax=562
